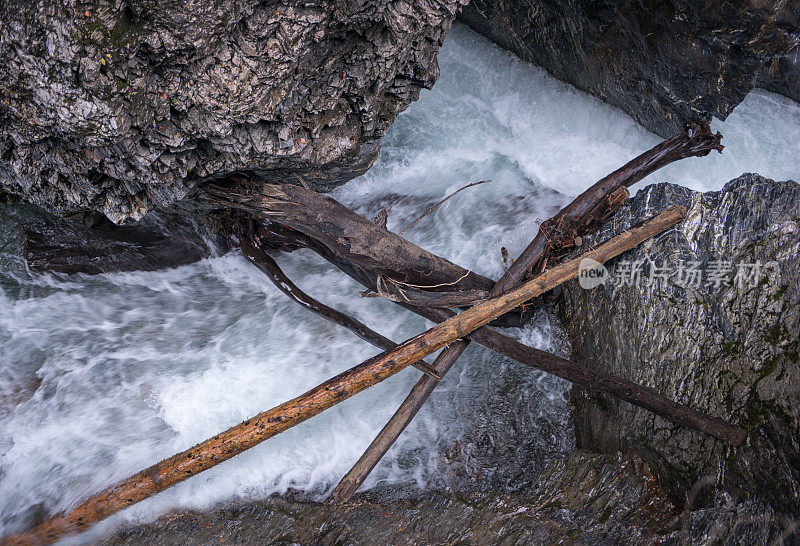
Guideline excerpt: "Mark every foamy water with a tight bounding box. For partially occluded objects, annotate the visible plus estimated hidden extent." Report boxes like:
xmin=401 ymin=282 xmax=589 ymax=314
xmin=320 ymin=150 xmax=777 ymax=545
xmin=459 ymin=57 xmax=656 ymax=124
xmin=1 ymin=23 xmax=798 ymax=541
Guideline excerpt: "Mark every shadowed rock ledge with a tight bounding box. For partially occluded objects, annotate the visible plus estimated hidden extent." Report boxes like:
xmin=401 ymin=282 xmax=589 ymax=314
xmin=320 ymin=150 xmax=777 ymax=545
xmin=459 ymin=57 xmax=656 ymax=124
xmin=0 ymin=0 xmax=465 ymax=223
xmin=97 ymin=451 xmax=789 ymax=545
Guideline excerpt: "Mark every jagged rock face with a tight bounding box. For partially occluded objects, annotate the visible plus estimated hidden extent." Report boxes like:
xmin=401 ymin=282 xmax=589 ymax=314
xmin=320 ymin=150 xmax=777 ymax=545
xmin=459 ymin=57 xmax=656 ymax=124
xmin=0 ymin=0 xmax=463 ymax=223
xmin=459 ymin=1 xmax=800 ymax=137
xmin=558 ymin=175 xmax=800 ymax=514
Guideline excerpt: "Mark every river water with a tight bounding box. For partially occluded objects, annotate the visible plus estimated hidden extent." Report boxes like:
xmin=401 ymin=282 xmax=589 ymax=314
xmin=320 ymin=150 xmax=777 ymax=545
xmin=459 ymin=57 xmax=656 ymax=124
xmin=1 ymin=23 xmax=798 ymax=541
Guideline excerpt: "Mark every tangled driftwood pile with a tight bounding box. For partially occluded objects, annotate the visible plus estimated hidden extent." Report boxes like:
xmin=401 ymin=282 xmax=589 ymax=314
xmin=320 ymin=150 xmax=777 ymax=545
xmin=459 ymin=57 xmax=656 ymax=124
xmin=2 ymin=121 xmax=748 ymax=545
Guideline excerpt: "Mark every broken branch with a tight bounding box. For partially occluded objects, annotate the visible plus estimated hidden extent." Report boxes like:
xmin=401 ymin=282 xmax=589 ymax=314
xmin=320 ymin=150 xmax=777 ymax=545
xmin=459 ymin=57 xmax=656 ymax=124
xmin=242 ymin=237 xmax=441 ymax=379
xmin=398 ymin=179 xmax=491 ymax=236
xmin=491 ymin=120 xmax=722 ymax=296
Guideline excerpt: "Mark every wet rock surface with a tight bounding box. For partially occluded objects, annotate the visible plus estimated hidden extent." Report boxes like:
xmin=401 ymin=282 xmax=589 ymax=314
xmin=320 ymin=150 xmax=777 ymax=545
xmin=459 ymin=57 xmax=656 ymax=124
xmin=459 ymin=1 xmax=800 ymax=137
xmin=558 ymin=174 xmax=800 ymax=515
xmin=98 ymin=451 xmax=793 ymax=545
xmin=0 ymin=0 xmax=463 ymax=223
xmin=1 ymin=202 xmax=226 ymax=274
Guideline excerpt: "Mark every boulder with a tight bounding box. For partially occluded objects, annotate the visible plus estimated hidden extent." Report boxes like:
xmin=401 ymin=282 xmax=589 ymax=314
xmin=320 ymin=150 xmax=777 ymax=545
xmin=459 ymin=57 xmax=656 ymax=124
xmin=459 ymin=1 xmax=800 ymax=137
xmin=0 ymin=0 xmax=464 ymax=223
xmin=558 ymin=174 xmax=800 ymax=514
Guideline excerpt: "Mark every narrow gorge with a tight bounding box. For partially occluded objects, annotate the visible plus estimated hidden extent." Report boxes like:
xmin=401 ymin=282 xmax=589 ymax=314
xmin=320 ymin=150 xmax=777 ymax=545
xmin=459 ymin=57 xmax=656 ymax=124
xmin=1 ymin=1 xmax=798 ymax=544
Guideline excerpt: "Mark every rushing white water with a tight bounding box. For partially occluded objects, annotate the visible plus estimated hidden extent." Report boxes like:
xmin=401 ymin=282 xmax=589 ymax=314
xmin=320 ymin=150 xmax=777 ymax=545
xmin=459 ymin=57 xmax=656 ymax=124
xmin=1 ymin=23 xmax=799 ymax=541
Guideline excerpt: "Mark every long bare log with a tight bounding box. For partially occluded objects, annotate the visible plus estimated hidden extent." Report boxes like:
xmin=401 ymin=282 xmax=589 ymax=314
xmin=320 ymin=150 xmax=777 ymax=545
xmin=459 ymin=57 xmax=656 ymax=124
xmin=1 ymin=207 xmax=683 ymax=546
xmin=241 ymin=237 xmax=442 ymax=379
xmin=331 ymin=122 xmax=722 ymax=500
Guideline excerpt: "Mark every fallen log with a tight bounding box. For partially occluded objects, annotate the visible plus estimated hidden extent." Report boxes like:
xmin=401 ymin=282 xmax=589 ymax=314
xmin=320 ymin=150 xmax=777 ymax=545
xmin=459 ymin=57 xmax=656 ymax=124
xmin=331 ymin=120 xmax=722 ymax=500
xmin=206 ymin=182 xmax=496 ymax=293
xmin=241 ymin=236 xmax=442 ymax=379
xmin=491 ymin=120 xmax=722 ymax=296
xmin=0 ymin=207 xmax=683 ymax=546
xmin=205 ymin=184 xmax=535 ymax=327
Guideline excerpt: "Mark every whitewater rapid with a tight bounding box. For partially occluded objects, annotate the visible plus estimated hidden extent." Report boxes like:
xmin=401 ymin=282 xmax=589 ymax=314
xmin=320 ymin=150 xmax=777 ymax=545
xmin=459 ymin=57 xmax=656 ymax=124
xmin=1 ymin=23 xmax=798 ymax=541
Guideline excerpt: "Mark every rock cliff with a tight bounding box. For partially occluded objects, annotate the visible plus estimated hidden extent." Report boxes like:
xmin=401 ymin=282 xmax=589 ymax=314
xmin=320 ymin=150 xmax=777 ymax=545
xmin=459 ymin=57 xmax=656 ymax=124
xmin=0 ymin=0 xmax=463 ymax=223
xmin=559 ymin=174 xmax=800 ymax=514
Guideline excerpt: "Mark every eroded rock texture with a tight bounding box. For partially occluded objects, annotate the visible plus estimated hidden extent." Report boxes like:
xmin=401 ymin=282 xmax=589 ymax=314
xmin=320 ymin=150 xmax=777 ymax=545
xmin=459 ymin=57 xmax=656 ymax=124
xmin=99 ymin=451 xmax=793 ymax=545
xmin=559 ymin=175 xmax=800 ymax=514
xmin=460 ymin=1 xmax=800 ymax=137
xmin=0 ymin=0 xmax=463 ymax=223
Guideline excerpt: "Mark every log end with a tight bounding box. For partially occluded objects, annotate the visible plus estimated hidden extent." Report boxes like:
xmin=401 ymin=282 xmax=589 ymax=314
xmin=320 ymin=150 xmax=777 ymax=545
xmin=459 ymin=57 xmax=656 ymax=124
xmin=684 ymin=120 xmax=724 ymax=157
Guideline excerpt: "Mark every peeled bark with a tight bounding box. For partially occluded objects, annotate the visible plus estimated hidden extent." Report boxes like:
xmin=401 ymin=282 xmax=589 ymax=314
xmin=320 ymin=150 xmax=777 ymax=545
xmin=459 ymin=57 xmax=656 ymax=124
xmin=0 ymin=207 xmax=683 ymax=546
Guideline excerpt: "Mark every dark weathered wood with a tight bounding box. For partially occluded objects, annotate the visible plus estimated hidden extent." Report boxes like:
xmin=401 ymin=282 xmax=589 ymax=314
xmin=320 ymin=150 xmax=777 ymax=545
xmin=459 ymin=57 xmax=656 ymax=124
xmin=241 ymin=237 xmax=441 ymax=379
xmin=491 ymin=120 xmax=722 ymax=296
xmin=208 ymin=185 xmax=533 ymax=326
xmin=206 ymin=182 xmax=496 ymax=292
xmin=1 ymin=207 xmax=682 ymax=546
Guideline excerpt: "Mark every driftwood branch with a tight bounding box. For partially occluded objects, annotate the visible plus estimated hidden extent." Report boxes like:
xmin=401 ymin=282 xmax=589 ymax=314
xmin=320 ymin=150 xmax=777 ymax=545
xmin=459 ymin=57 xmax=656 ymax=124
xmin=1 ymin=207 xmax=683 ymax=546
xmin=491 ymin=120 xmax=722 ymax=296
xmin=398 ymin=179 xmax=491 ymax=236
xmin=206 ymin=184 xmax=535 ymax=327
xmin=205 ymin=182 xmax=496 ymax=292
xmin=241 ymin=237 xmax=442 ymax=379
xmin=332 ymin=339 xmax=470 ymax=501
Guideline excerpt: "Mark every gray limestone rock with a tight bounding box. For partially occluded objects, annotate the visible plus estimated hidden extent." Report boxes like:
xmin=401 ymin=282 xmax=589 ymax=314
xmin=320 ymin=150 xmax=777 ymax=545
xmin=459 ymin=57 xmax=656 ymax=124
xmin=558 ymin=174 xmax=800 ymax=514
xmin=0 ymin=0 xmax=464 ymax=223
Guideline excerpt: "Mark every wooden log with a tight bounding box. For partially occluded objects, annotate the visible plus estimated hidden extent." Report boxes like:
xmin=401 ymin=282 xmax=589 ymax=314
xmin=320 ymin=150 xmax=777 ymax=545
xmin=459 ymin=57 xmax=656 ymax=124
xmin=491 ymin=120 xmax=722 ymax=296
xmin=209 ymin=187 xmax=533 ymax=326
xmin=241 ymin=237 xmax=442 ymax=379
xmin=205 ymin=182 xmax=496 ymax=293
xmin=0 ymin=207 xmax=683 ymax=546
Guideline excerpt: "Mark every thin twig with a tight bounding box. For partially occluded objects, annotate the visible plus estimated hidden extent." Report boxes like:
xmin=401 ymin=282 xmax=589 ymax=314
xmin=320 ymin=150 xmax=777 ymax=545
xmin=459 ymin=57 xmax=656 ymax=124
xmin=398 ymin=180 xmax=491 ymax=236
xmin=391 ymin=267 xmax=475 ymax=290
